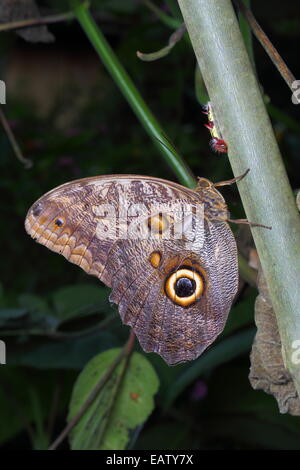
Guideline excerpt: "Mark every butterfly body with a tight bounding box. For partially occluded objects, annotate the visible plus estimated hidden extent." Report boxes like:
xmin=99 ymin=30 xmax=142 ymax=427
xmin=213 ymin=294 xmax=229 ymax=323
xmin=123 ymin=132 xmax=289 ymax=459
xmin=25 ymin=175 xmax=238 ymax=365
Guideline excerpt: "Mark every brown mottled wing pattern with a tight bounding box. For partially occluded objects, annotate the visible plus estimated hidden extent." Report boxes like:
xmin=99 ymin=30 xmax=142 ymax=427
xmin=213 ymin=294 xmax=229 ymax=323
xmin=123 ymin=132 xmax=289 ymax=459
xmin=108 ymin=222 xmax=237 ymax=364
xmin=25 ymin=175 xmax=197 ymax=286
xmin=25 ymin=175 xmax=238 ymax=365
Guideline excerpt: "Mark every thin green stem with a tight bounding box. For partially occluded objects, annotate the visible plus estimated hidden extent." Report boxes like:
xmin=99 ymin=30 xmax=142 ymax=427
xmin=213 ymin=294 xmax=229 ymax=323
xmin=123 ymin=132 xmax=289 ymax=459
xmin=72 ymin=2 xmax=196 ymax=189
xmin=142 ymin=0 xmax=181 ymax=29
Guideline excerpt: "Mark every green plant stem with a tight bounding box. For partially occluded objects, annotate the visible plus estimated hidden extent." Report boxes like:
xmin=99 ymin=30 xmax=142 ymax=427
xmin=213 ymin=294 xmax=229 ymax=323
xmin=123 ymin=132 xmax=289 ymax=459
xmin=48 ymin=350 xmax=123 ymax=450
xmin=177 ymin=0 xmax=300 ymax=395
xmin=73 ymin=2 xmax=195 ymax=189
xmin=93 ymin=332 xmax=135 ymax=448
xmin=142 ymin=0 xmax=181 ymax=29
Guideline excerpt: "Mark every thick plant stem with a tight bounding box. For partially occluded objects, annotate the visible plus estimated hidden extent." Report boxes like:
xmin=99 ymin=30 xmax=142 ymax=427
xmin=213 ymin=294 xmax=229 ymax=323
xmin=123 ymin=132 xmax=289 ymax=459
xmin=73 ymin=3 xmax=195 ymax=189
xmin=177 ymin=0 xmax=300 ymax=394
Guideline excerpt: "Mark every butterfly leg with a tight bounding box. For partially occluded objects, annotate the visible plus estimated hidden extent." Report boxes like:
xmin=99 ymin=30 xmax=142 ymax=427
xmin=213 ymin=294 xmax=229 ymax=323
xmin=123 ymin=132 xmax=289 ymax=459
xmin=214 ymin=169 xmax=271 ymax=229
xmin=228 ymin=218 xmax=272 ymax=230
xmin=214 ymin=168 xmax=250 ymax=187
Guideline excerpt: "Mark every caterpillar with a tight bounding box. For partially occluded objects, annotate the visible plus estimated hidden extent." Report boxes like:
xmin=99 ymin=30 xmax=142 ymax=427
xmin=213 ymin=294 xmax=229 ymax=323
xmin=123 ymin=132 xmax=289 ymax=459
xmin=203 ymin=101 xmax=228 ymax=154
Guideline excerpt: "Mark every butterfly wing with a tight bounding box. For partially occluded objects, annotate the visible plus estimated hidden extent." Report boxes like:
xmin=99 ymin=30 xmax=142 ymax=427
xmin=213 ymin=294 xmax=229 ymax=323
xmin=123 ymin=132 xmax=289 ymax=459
xmin=25 ymin=175 xmax=201 ymax=284
xmin=25 ymin=175 xmax=238 ymax=365
xmin=108 ymin=222 xmax=238 ymax=365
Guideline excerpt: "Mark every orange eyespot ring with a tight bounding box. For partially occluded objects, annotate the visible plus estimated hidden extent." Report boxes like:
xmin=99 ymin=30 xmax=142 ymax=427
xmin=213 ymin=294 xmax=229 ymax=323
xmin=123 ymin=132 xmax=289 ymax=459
xmin=147 ymin=213 xmax=169 ymax=235
xmin=165 ymin=267 xmax=204 ymax=307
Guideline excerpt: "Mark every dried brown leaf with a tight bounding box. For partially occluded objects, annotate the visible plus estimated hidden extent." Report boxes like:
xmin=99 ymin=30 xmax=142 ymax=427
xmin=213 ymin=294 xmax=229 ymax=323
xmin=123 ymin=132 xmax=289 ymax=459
xmin=249 ymin=268 xmax=300 ymax=415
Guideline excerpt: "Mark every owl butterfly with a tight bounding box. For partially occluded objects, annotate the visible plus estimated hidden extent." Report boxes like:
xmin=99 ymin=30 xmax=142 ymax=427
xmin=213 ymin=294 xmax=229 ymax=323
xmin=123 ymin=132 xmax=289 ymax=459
xmin=25 ymin=174 xmax=243 ymax=366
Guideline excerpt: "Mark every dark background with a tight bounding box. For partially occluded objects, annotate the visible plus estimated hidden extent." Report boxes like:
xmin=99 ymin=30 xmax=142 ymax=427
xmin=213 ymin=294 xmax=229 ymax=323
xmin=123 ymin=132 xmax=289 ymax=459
xmin=1 ymin=0 xmax=300 ymax=450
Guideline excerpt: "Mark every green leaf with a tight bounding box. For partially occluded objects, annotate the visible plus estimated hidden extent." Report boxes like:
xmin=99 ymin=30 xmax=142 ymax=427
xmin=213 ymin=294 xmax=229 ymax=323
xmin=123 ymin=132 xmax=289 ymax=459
xmin=0 ymin=282 xmax=4 ymax=304
xmin=0 ymin=307 xmax=30 ymax=328
xmin=18 ymin=293 xmax=50 ymax=316
xmin=68 ymin=349 xmax=159 ymax=450
xmin=0 ymin=308 xmax=27 ymax=320
xmin=221 ymin=290 xmax=256 ymax=337
xmin=0 ymin=294 xmax=57 ymax=331
xmin=51 ymin=284 xmax=111 ymax=323
xmin=9 ymin=330 xmax=119 ymax=369
xmin=17 ymin=293 xmax=58 ymax=330
xmin=0 ymin=367 xmax=75 ymax=446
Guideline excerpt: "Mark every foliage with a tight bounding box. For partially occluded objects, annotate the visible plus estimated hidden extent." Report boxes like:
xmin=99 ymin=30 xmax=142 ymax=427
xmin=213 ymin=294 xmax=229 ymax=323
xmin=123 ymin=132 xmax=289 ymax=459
xmin=68 ymin=350 xmax=159 ymax=449
xmin=0 ymin=0 xmax=300 ymax=450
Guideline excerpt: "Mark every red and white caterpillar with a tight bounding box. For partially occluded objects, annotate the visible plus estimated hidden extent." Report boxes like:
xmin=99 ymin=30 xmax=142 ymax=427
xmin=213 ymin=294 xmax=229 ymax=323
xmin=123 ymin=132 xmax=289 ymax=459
xmin=203 ymin=102 xmax=228 ymax=154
